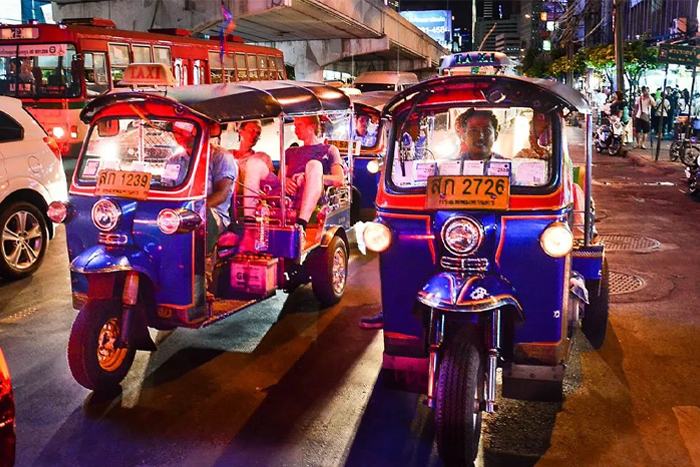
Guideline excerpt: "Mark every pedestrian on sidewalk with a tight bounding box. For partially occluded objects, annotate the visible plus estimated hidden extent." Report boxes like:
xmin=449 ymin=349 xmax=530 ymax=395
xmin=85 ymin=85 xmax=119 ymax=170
xmin=634 ymin=86 xmax=656 ymax=149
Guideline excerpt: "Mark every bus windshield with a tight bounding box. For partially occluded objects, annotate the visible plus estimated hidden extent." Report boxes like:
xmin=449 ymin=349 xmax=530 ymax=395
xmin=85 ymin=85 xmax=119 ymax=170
xmin=0 ymin=43 xmax=81 ymax=98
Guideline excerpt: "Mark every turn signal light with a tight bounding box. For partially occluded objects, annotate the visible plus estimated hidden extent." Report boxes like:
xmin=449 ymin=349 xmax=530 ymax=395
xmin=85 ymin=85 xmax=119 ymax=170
xmin=363 ymin=222 xmax=392 ymax=253
xmin=70 ymin=125 xmax=78 ymax=139
xmin=157 ymin=208 xmax=201 ymax=235
xmin=540 ymin=222 xmax=573 ymax=258
xmin=47 ymin=201 xmax=69 ymax=223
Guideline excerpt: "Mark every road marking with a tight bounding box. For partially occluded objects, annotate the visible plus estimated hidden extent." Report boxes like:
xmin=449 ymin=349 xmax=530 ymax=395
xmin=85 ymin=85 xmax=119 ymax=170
xmin=673 ymin=406 xmax=700 ymax=465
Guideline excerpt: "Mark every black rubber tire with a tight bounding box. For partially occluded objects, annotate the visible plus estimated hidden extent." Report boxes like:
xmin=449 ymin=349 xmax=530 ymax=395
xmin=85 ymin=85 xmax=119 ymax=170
xmin=681 ymin=143 xmax=700 ymax=167
xmin=607 ymin=139 xmax=621 ymax=156
xmin=583 ymin=259 xmax=609 ymax=350
xmin=670 ymin=141 xmax=680 ymax=161
xmin=0 ymin=201 xmax=48 ymax=280
xmin=435 ymin=323 xmax=484 ymax=466
xmin=309 ymin=235 xmax=348 ymax=307
xmin=68 ymin=298 xmax=136 ymax=391
xmin=689 ymin=172 xmax=700 ymax=196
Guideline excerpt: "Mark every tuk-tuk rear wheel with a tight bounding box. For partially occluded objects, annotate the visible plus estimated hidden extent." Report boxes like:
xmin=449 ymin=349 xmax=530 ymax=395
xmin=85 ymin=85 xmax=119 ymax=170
xmin=583 ymin=259 xmax=609 ymax=350
xmin=309 ymin=235 xmax=348 ymax=307
xmin=68 ymin=298 xmax=137 ymax=392
xmin=435 ymin=323 xmax=484 ymax=465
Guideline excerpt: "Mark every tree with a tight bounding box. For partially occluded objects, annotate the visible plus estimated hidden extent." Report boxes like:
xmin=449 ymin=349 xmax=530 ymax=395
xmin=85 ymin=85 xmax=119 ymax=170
xmin=624 ymin=40 xmax=659 ymax=96
xmin=582 ymin=44 xmax=615 ymax=86
xmin=521 ymin=48 xmax=551 ymax=78
xmin=549 ymin=47 xmax=587 ymax=80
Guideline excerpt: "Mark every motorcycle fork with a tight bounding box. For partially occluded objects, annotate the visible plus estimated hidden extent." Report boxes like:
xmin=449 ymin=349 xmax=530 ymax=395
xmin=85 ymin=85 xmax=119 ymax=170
xmin=425 ymin=308 xmax=502 ymax=414
xmin=116 ymin=271 xmax=139 ymax=348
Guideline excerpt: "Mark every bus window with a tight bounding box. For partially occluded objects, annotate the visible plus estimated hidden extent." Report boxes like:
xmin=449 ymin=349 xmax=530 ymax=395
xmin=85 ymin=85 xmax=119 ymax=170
xmin=247 ymin=54 xmax=258 ymax=80
xmin=275 ymin=57 xmax=284 ymax=79
xmin=208 ymin=51 xmax=223 ymax=84
xmin=235 ymin=53 xmax=247 ymax=81
xmin=108 ymin=43 xmax=130 ymax=83
xmin=268 ymin=56 xmax=276 ymax=80
xmin=84 ymin=51 xmax=109 ymax=96
xmin=132 ymin=44 xmax=151 ymax=63
xmin=0 ymin=44 xmax=81 ymax=98
xmin=258 ymin=55 xmax=268 ymax=80
xmin=193 ymin=60 xmax=201 ymax=85
xmin=199 ymin=60 xmax=206 ymax=84
xmin=173 ymin=58 xmax=182 ymax=85
xmin=224 ymin=54 xmax=235 ymax=82
xmin=154 ymin=46 xmax=171 ymax=66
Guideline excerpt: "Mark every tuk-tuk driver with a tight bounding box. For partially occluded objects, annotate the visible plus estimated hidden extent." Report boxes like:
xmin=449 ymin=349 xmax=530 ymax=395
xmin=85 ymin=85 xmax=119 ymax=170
xmin=354 ymin=114 xmax=377 ymax=147
xmin=457 ymin=108 xmax=503 ymax=161
xmin=170 ymin=121 xmax=237 ymax=238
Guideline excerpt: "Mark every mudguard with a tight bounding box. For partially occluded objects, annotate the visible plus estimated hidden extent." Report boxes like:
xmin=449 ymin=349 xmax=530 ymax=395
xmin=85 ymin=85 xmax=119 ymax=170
xmin=70 ymin=244 xmax=160 ymax=289
xmin=417 ymin=271 xmax=523 ymax=318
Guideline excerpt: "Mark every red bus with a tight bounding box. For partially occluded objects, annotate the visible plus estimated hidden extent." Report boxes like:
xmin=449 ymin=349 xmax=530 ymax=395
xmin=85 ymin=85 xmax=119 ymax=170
xmin=0 ymin=18 xmax=286 ymax=157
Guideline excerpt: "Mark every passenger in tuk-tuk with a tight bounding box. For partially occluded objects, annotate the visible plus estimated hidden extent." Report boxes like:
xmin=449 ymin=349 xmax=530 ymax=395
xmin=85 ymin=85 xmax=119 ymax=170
xmin=286 ymin=115 xmax=345 ymax=229
xmin=515 ymin=111 xmax=552 ymax=160
xmin=240 ymin=116 xmax=345 ymax=234
xmin=231 ymin=120 xmax=279 ymax=219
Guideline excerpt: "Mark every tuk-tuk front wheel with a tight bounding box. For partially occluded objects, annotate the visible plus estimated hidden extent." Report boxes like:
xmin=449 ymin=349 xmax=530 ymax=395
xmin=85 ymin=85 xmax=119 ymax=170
xmin=583 ymin=259 xmax=609 ymax=350
xmin=435 ymin=323 xmax=485 ymax=465
xmin=309 ymin=235 xmax=348 ymax=307
xmin=68 ymin=298 xmax=136 ymax=391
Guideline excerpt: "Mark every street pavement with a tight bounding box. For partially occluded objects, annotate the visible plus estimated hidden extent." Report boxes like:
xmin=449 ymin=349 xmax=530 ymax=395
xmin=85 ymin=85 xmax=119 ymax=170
xmin=1 ymin=125 xmax=700 ymax=466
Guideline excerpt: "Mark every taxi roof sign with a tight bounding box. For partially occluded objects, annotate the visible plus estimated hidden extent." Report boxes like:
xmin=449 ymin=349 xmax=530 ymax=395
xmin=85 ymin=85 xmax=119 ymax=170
xmin=118 ymin=63 xmax=176 ymax=87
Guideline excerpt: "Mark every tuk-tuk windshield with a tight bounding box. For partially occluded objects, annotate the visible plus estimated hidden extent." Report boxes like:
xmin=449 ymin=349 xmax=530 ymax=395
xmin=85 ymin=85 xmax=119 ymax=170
xmin=76 ymin=117 xmax=200 ymax=189
xmin=389 ymin=106 xmax=555 ymax=191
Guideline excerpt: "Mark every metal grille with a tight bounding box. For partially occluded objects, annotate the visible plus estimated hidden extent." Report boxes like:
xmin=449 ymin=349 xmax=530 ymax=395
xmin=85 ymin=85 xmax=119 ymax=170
xmin=609 ymin=271 xmax=647 ymax=295
xmin=440 ymin=256 xmax=489 ymax=273
xmin=598 ymin=234 xmax=660 ymax=252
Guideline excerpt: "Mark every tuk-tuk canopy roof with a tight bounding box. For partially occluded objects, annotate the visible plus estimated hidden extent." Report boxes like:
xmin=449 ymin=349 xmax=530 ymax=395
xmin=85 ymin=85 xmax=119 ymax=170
xmin=81 ymin=80 xmax=352 ymax=124
xmin=382 ymin=75 xmax=591 ymax=116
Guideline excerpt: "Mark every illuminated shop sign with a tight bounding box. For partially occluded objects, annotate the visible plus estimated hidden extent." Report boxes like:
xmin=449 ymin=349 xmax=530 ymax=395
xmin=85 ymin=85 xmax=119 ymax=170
xmin=400 ymin=10 xmax=452 ymax=48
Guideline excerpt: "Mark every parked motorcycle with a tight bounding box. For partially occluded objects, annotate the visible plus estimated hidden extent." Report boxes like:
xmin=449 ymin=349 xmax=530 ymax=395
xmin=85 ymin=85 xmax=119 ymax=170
xmin=595 ymin=114 xmax=623 ymax=157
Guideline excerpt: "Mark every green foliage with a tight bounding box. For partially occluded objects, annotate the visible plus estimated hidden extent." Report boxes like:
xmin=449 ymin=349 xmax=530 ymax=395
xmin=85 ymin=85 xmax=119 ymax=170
xmin=521 ymin=48 xmax=551 ymax=78
xmin=624 ymin=40 xmax=659 ymax=92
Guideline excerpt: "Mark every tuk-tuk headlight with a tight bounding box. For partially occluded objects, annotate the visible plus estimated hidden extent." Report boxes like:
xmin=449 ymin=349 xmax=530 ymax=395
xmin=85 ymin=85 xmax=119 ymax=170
xmin=363 ymin=222 xmax=392 ymax=252
xmin=540 ymin=222 xmax=573 ymax=258
xmin=157 ymin=208 xmax=202 ymax=235
xmin=91 ymin=199 xmax=121 ymax=232
xmin=441 ymin=216 xmax=483 ymax=257
xmin=367 ymin=159 xmax=381 ymax=174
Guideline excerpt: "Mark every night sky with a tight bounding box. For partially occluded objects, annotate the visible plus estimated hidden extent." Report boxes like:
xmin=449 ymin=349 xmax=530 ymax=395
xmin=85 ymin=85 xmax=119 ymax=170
xmin=398 ymin=0 xmax=519 ymax=28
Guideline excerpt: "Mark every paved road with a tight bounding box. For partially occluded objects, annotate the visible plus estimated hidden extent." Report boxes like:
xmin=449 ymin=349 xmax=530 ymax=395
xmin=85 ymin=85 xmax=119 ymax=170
xmin=1 ymin=127 xmax=700 ymax=466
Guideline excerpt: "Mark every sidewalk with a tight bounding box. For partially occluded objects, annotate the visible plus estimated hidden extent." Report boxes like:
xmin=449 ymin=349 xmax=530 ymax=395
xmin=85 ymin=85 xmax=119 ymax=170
xmin=623 ymin=135 xmax=675 ymax=166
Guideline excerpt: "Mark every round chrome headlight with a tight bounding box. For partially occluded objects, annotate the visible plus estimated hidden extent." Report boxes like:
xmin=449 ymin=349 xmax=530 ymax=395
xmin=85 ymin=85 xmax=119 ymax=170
xmin=91 ymin=199 xmax=121 ymax=232
xmin=540 ymin=222 xmax=573 ymax=258
xmin=441 ymin=216 xmax=484 ymax=256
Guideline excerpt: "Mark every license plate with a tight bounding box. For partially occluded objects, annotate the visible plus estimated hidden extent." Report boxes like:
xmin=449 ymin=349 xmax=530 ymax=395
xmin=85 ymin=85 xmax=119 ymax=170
xmin=426 ymin=176 xmax=509 ymax=210
xmin=95 ymin=170 xmax=151 ymax=200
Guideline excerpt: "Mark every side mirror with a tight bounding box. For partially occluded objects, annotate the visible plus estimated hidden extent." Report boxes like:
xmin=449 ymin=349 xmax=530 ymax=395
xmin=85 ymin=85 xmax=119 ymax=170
xmin=97 ymin=119 xmax=119 ymax=137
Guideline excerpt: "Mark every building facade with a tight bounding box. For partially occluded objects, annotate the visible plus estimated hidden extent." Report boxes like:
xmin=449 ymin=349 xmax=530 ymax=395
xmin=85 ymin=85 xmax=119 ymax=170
xmin=474 ymin=17 xmax=519 ymax=52
xmin=623 ymin=0 xmax=699 ymax=41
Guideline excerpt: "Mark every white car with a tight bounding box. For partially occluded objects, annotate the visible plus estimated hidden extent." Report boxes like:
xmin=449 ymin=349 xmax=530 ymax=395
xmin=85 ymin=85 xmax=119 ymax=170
xmin=0 ymin=96 xmax=67 ymax=279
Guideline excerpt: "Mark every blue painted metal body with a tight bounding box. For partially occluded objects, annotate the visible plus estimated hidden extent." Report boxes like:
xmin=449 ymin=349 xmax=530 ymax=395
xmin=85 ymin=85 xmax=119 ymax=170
xmin=379 ymin=207 xmax=570 ymax=357
xmin=66 ymin=195 xmax=206 ymax=310
xmin=353 ymin=156 xmax=381 ymax=211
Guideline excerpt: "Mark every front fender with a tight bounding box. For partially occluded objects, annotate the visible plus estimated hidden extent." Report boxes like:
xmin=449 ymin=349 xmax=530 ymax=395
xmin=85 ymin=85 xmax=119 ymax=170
xmin=70 ymin=244 xmax=160 ymax=289
xmin=417 ymin=271 xmax=523 ymax=318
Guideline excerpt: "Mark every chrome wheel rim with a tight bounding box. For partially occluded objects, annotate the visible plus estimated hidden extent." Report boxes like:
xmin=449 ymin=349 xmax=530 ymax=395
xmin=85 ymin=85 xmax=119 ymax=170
xmin=331 ymin=247 xmax=347 ymax=295
xmin=2 ymin=210 xmax=43 ymax=271
xmin=97 ymin=318 xmax=128 ymax=372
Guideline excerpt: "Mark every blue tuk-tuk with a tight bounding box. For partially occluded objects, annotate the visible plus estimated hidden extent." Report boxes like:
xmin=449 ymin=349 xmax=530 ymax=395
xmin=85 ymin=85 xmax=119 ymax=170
xmin=350 ymin=91 xmax=396 ymax=222
xmin=361 ymin=75 xmax=608 ymax=464
xmin=49 ymin=73 xmax=354 ymax=391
